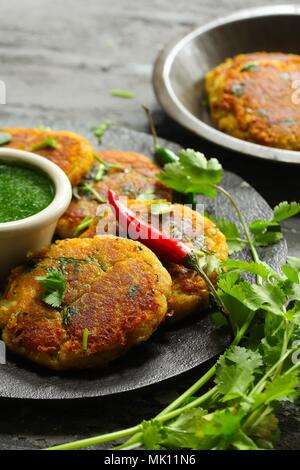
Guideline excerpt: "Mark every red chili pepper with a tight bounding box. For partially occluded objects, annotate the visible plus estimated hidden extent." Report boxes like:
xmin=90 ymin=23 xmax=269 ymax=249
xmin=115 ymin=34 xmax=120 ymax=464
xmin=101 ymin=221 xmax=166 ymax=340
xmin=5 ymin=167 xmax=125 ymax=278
xmin=107 ymin=189 xmax=232 ymax=328
xmin=107 ymin=189 xmax=191 ymax=265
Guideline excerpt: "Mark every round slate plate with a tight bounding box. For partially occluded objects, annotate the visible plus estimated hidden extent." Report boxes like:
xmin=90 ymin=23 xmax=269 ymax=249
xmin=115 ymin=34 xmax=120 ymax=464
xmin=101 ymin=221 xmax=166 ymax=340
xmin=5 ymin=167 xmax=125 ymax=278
xmin=0 ymin=123 xmax=287 ymax=399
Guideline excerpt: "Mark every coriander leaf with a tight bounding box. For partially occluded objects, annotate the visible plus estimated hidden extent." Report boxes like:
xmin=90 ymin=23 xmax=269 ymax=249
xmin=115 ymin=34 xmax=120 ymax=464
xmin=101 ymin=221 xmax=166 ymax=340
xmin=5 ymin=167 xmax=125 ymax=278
xmin=252 ymin=231 xmax=283 ymax=247
xmin=209 ymin=216 xmax=245 ymax=254
xmin=282 ymin=256 xmax=300 ymax=284
xmin=225 ymin=346 xmax=263 ymax=372
xmin=205 ymin=255 xmax=221 ymax=275
xmin=162 ymin=409 xmax=206 ymax=450
xmin=281 ymin=265 xmax=300 ymax=284
xmin=215 ymin=364 xmax=255 ymax=401
xmin=212 ymin=311 xmax=228 ymax=328
xmin=254 ymin=370 xmax=300 ymax=405
xmin=91 ymin=120 xmax=112 ymax=143
xmin=240 ymin=62 xmax=259 ymax=72
xmin=141 ymin=420 xmax=163 ymax=450
xmin=221 ymin=259 xmax=280 ymax=281
xmin=36 ymin=268 xmax=66 ymax=308
xmin=30 ymin=136 xmax=60 ymax=151
xmin=216 ymin=347 xmax=262 ymax=401
xmin=196 ymin=409 xmax=243 ymax=440
xmin=249 ymin=220 xmax=278 ymax=234
xmin=0 ymin=132 xmax=12 ymax=145
xmin=273 ymin=201 xmax=300 ymax=222
xmin=250 ymin=201 xmax=300 ymax=248
xmin=217 ymin=271 xmax=240 ymax=291
xmin=218 ymin=279 xmax=285 ymax=316
xmin=157 ymin=149 xmax=223 ymax=198
xmin=157 ymin=162 xmax=188 ymax=193
xmin=243 ymin=283 xmax=286 ymax=316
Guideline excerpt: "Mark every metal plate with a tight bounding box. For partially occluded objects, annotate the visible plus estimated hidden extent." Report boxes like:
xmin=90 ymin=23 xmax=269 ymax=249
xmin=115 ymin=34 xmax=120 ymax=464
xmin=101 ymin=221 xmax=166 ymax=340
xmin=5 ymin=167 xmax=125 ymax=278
xmin=0 ymin=123 xmax=287 ymax=399
xmin=153 ymin=5 xmax=300 ymax=164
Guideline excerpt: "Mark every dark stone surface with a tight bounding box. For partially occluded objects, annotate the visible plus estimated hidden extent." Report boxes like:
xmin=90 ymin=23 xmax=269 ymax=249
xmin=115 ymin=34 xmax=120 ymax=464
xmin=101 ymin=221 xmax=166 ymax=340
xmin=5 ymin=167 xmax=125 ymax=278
xmin=0 ymin=0 xmax=299 ymax=450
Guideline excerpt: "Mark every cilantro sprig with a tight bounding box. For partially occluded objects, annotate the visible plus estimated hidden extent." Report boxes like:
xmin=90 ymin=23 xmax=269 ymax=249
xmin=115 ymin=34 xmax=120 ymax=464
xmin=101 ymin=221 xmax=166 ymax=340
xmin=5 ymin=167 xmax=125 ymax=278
xmin=91 ymin=120 xmax=112 ymax=144
xmin=35 ymin=267 xmax=66 ymax=308
xmin=30 ymin=136 xmax=60 ymax=151
xmin=45 ymin=148 xmax=300 ymax=451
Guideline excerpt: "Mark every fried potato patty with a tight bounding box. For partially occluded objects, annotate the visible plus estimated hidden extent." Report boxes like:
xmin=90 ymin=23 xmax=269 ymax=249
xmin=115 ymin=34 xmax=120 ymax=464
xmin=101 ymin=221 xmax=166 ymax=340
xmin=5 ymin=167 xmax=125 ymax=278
xmin=205 ymin=52 xmax=300 ymax=150
xmin=0 ymin=236 xmax=171 ymax=370
xmin=81 ymin=201 xmax=228 ymax=321
xmin=2 ymin=128 xmax=94 ymax=186
xmin=56 ymin=150 xmax=172 ymax=239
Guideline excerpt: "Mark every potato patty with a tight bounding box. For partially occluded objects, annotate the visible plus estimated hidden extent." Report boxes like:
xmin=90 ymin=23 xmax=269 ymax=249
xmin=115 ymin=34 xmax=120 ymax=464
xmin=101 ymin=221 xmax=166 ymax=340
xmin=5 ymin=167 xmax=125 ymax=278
xmin=205 ymin=52 xmax=300 ymax=150
xmin=0 ymin=236 xmax=171 ymax=370
xmin=2 ymin=128 xmax=94 ymax=186
xmin=81 ymin=201 xmax=228 ymax=321
xmin=56 ymin=150 xmax=172 ymax=238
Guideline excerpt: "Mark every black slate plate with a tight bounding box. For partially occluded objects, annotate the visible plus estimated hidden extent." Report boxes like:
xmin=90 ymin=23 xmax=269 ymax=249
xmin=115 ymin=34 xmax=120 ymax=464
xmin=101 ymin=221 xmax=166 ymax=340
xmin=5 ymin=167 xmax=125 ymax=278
xmin=0 ymin=123 xmax=287 ymax=399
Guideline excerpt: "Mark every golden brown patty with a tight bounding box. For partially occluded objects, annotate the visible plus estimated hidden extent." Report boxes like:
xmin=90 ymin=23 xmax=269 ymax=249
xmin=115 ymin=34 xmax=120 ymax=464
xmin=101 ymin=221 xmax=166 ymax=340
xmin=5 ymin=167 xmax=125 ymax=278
xmin=3 ymin=128 xmax=94 ymax=186
xmin=81 ymin=201 xmax=228 ymax=321
xmin=56 ymin=150 xmax=172 ymax=238
xmin=0 ymin=236 xmax=171 ymax=370
xmin=205 ymin=52 xmax=300 ymax=150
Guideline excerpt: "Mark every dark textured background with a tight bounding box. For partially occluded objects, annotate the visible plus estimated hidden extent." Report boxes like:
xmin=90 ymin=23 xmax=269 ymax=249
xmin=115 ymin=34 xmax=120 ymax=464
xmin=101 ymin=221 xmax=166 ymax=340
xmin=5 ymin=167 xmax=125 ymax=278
xmin=0 ymin=0 xmax=299 ymax=450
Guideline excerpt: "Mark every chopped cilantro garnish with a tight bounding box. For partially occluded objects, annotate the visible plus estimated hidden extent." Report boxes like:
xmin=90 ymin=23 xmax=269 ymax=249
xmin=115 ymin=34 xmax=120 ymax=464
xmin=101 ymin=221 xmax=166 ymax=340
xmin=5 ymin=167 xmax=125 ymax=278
xmin=36 ymin=267 xmax=66 ymax=308
xmin=110 ymin=89 xmax=135 ymax=99
xmin=91 ymin=120 xmax=112 ymax=143
xmin=73 ymin=215 xmax=93 ymax=237
xmin=30 ymin=137 xmax=60 ymax=151
xmin=82 ymin=328 xmax=89 ymax=352
xmin=240 ymin=62 xmax=259 ymax=72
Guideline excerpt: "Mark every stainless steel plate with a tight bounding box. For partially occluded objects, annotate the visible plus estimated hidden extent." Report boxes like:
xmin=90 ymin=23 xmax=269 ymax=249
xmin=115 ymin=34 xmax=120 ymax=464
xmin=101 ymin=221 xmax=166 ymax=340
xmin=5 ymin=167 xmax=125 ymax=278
xmin=153 ymin=5 xmax=300 ymax=164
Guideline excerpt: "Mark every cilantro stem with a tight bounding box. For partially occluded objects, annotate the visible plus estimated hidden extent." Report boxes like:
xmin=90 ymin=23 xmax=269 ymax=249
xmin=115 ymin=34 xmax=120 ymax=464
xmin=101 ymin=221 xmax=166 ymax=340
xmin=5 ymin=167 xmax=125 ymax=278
xmin=47 ymin=387 xmax=216 ymax=451
xmin=189 ymin=253 xmax=235 ymax=334
xmin=114 ymin=386 xmax=217 ymax=450
xmin=142 ymin=105 xmax=160 ymax=149
xmin=82 ymin=183 xmax=106 ymax=203
xmin=116 ymin=310 xmax=257 ymax=451
xmin=45 ymin=425 xmax=140 ymax=450
xmin=214 ymin=185 xmax=261 ymax=278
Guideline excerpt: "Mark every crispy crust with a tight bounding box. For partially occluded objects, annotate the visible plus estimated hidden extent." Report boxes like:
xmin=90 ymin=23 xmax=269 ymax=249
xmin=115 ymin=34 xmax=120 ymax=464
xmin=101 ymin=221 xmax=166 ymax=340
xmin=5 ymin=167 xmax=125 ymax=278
xmin=80 ymin=201 xmax=228 ymax=321
xmin=2 ymin=128 xmax=94 ymax=186
xmin=56 ymin=150 xmax=172 ymax=238
xmin=205 ymin=52 xmax=300 ymax=150
xmin=0 ymin=236 xmax=171 ymax=370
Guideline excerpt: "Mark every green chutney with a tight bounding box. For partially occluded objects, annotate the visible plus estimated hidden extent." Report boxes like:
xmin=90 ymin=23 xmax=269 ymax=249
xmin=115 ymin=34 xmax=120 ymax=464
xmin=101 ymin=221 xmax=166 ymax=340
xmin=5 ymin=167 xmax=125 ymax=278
xmin=0 ymin=162 xmax=54 ymax=223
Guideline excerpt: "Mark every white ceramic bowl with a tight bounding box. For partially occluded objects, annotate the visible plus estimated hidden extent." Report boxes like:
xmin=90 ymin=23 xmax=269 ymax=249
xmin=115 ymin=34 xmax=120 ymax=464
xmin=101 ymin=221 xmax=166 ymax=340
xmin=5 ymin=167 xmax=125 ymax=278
xmin=0 ymin=148 xmax=72 ymax=280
